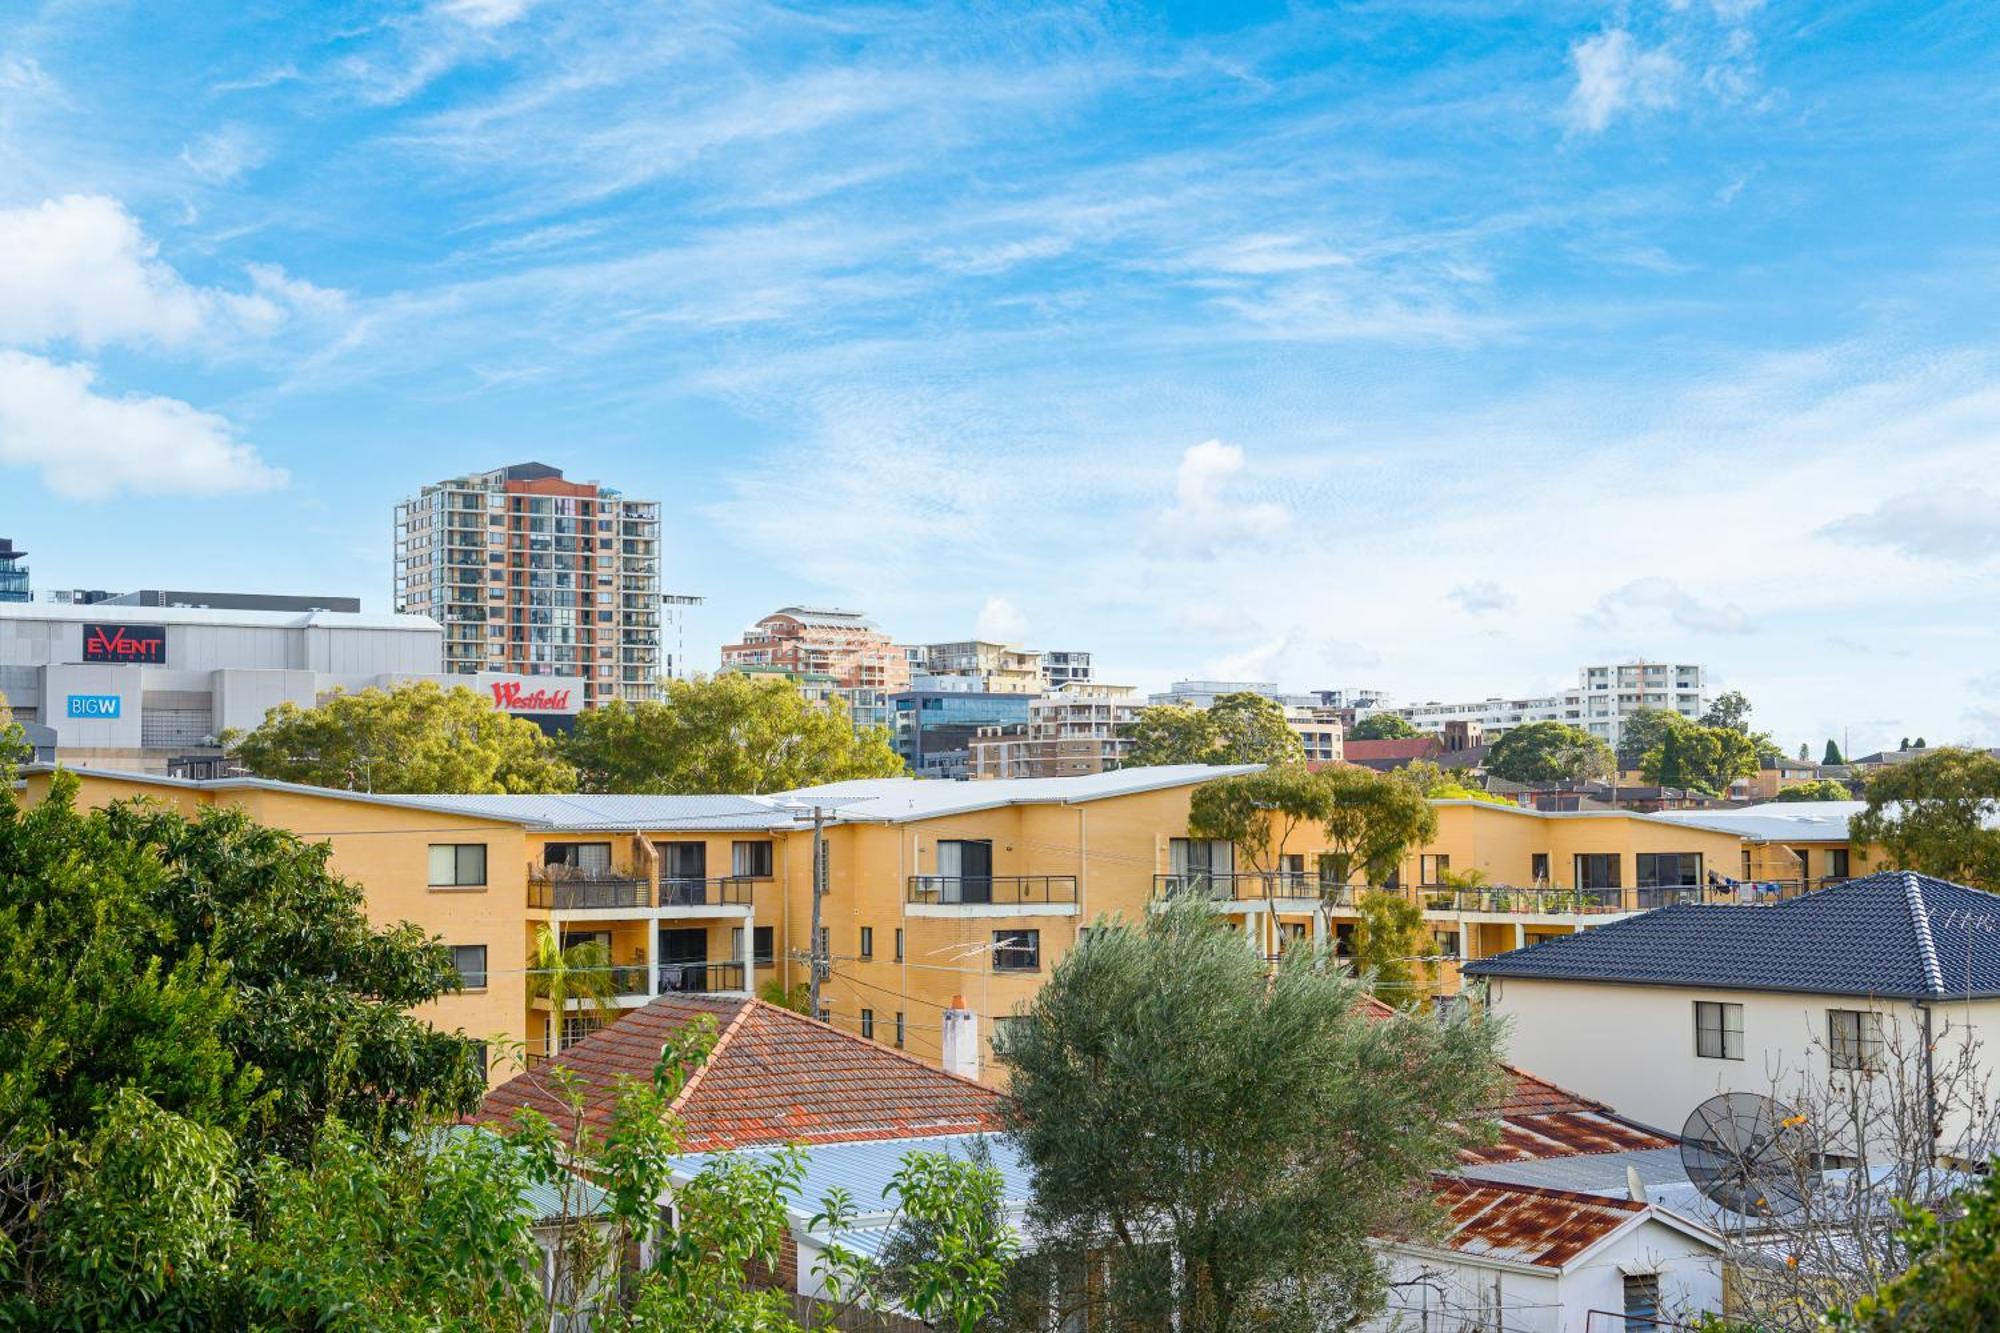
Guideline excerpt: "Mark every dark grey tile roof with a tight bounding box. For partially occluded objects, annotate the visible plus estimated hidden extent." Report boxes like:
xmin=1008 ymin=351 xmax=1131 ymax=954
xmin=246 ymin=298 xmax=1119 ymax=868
xmin=1464 ymin=871 xmax=2000 ymax=1000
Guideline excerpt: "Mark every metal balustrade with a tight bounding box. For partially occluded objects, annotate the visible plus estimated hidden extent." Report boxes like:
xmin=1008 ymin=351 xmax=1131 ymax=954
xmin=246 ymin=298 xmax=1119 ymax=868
xmin=905 ymin=875 xmax=1079 ymax=906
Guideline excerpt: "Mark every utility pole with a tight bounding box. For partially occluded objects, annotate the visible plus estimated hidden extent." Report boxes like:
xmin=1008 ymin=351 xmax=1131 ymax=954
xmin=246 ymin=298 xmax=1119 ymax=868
xmin=806 ymin=802 xmax=828 ymax=1019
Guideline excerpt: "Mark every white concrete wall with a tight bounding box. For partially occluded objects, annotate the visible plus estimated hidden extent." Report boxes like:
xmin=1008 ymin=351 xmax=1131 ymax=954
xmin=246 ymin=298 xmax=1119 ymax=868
xmin=39 ymin=664 xmax=144 ymax=749
xmin=1486 ymin=977 xmax=2000 ymax=1143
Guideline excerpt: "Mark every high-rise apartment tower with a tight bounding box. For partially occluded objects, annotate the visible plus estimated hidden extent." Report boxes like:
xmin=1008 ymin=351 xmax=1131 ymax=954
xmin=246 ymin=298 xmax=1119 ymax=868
xmin=393 ymin=462 xmax=662 ymax=708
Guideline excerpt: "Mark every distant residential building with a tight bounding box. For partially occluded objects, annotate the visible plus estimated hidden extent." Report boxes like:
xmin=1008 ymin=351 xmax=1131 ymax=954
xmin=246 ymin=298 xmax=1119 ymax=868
xmin=393 ymin=461 xmax=663 ymax=709
xmin=893 ymin=684 xmax=1035 ymax=779
xmin=921 ymin=640 xmax=1045 ymax=694
xmin=49 ymin=588 xmax=362 ymax=613
xmin=0 ymin=539 xmax=28 ymax=603
xmin=968 ymin=682 xmax=1141 ymax=779
xmin=1365 ymin=661 xmax=1707 ymax=751
xmin=1285 ymin=705 xmax=1345 ymax=765
xmin=1041 ymin=650 xmax=1093 ymax=689
xmin=721 ymin=607 xmax=911 ymax=693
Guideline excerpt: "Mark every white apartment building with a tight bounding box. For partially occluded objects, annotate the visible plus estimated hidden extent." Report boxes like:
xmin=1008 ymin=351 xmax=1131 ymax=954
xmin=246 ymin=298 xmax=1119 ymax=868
xmin=393 ymin=462 xmax=663 ymax=709
xmin=1141 ymin=679 xmax=1344 ymax=764
xmin=1368 ymin=661 xmax=1707 ymax=751
xmin=968 ymin=683 xmax=1141 ymax=779
xmin=1041 ymin=650 xmax=1093 ymax=689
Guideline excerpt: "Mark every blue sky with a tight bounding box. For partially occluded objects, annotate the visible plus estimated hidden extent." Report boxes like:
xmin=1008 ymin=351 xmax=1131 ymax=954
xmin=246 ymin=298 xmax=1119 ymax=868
xmin=2 ymin=0 xmax=1997 ymax=757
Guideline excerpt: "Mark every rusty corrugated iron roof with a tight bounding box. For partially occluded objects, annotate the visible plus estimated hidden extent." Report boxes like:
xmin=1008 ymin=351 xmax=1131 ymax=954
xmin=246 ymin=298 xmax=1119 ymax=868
xmin=1431 ymin=1177 xmax=1646 ymax=1269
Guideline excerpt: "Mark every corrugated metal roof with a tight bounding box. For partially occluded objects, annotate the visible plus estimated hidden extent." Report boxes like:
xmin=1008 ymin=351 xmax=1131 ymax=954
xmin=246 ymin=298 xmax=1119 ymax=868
xmin=1430 ymin=1177 xmax=1648 ymax=1269
xmin=392 ymin=792 xmax=798 ymax=830
xmin=1648 ymin=801 xmax=1867 ymax=842
xmin=774 ymin=764 xmax=1262 ymax=823
xmin=1466 ymin=870 xmax=2000 ymax=1000
xmin=671 ymin=1132 xmax=1032 ymax=1219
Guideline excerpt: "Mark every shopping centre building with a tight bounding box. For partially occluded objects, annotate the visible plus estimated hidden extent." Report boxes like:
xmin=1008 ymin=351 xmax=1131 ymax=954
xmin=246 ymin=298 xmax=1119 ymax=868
xmin=0 ymin=601 xmax=584 ymax=773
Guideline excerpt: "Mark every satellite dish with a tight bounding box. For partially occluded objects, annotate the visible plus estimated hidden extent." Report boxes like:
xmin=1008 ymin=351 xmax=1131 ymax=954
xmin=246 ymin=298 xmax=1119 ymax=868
xmin=1680 ymin=1092 xmax=1814 ymax=1218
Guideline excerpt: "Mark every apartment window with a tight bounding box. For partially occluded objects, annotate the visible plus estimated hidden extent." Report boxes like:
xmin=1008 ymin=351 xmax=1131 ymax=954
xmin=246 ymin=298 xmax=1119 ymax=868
xmin=449 ymin=945 xmax=488 ymax=989
xmin=1420 ymin=854 xmax=1450 ymax=885
xmin=731 ymin=925 xmax=775 ymax=967
xmin=816 ymin=1007 xmax=831 ymax=1024
xmin=1827 ymin=849 xmax=1851 ymax=879
xmin=1695 ymin=1001 xmax=1743 ymax=1061
xmin=428 ymin=843 xmax=488 ymax=887
xmin=1433 ymin=930 xmax=1461 ymax=958
xmin=467 ymin=1041 xmax=489 ymax=1079
xmin=1636 ymin=853 xmax=1703 ymax=888
xmin=561 ymin=1016 xmax=606 ymax=1050
xmin=1530 ymin=853 xmax=1551 ymax=885
xmin=992 ymin=1015 xmax=1029 ymax=1062
xmin=993 ymin=930 xmax=1041 ymax=972
xmin=895 ymin=1012 xmax=906 ymax=1048
xmin=860 ymin=926 xmax=874 ymax=959
xmin=860 ymin=1008 xmax=875 ymax=1040
xmin=731 ymin=840 xmax=774 ymax=878
xmin=1829 ymin=1009 xmax=1885 ymax=1073
xmin=816 ymin=926 xmax=829 ymax=958
xmin=1575 ymin=853 xmax=1622 ymax=891
xmin=895 ymin=927 xmax=904 ymax=962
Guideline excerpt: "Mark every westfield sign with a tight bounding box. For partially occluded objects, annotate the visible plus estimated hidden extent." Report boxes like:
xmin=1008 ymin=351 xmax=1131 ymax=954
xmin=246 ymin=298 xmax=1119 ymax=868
xmin=490 ymin=680 xmax=572 ymax=712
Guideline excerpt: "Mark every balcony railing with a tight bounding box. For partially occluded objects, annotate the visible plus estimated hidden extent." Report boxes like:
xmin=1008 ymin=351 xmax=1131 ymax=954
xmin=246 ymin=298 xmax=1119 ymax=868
xmin=906 ymin=875 xmax=1080 ymax=906
xmin=1153 ymin=872 xmax=1313 ymax=903
xmin=528 ymin=867 xmax=651 ymax=911
xmin=562 ymin=965 xmax=652 ymax=999
xmin=657 ymin=961 xmax=748 ymax=995
xmin=659 ymin=877 xmax=756 ymax=908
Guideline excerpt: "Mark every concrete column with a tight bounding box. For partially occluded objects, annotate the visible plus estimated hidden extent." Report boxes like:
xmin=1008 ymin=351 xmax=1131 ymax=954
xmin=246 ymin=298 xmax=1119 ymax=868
xmin=644 ymin=921 xmax=659 ymax=997
xmin=737 ymin=911 xmax=753 ymax=992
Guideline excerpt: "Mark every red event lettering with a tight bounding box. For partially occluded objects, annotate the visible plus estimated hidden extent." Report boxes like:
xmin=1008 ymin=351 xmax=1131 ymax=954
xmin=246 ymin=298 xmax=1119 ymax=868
xmin=490 ymin=681 xmax=572 ymax=712
xmin=82 ymin=624 xmax=166 ymax=663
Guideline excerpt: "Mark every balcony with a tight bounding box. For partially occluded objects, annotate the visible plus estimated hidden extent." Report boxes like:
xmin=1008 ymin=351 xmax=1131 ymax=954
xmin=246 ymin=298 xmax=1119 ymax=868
xmin=906 ymin=875 xmax=1079 ymax=907
xmin=1153 ymin=872 xmax=1325 ymax=904
xmin=528 ymin=867 xmax=651 ymax=911
xmin=657 ymin=961 xmax=748 ymax=995
xmin=659 ymin=877 xmax=756 ymax=909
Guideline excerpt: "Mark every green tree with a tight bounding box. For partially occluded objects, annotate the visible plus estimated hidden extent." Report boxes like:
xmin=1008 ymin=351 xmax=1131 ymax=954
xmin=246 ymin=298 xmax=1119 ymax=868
xmin=997 ymin=901 xmax=1505 ymax=1331
xmin=1849 ymin=748 xmax=2000 ymax=890
xmin=1317 ymin=764 xmax=1438 ymax=890
xmin=1638 ymin=716 xmax=1762 ymax=795
xmin=526 ymin=925 xmax=626 ymax=1062
xmin=1123 ymin=704 xmax=1220 ymax=766
xmin=1207 ymin=692 xmax=1306 ymax=766
xmin=228 ymin=680 xmax=577 ymax=794
xmin=1350 ymin=890 xmax=1436 ymax=1010
xmin=1485 ymin=721 xmax=1614 ymax=785
xmin=873 ymin=1149 xmax=1018 ymax=1333
xmin=1773 ymin=778 xmax=1854 ymax=802
xmin=1125 ymin=694 xmax=1303 ymax=768
xmin=1615 ymin=708 xmax=1682 ymax=771
xmin=1824 ymin=739 xmax=1846 ymax=765
xmin=1396 ymin=760 xmax=1511 ymax=805
xmin=1348 ymin=714 xmax=1420 ymax=741
xmin=1188 ymin=766 xmax=1332 ymax=876
xmin=0 ymin=689 xmax=28 ymax=782
xmin=1701 ymin=689 xmax=1754 ymax=731
xmin=563 ymin=673 xmax=904 ymax=794
xmin=1835 ymin=1162 xmax=2000 ymax=1330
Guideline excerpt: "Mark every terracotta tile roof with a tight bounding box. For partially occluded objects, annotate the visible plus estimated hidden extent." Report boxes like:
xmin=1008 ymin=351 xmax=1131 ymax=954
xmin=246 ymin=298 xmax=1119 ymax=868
xmin=478 ymin=995 xmax=1005 ymax=1150
xmin=1340 ymin=738 xmax=1445 ymax=763
xmin=1430 ymin=1177 xmax=1646 ymax=1269
xmin=1357 ymin=997 xmax=1672 ymax=1163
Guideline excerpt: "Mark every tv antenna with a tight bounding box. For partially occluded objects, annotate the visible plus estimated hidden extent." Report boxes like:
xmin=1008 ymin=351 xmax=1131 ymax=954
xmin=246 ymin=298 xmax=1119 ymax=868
xmin=1680 ymin=1092 xmax=1815 ymax=1220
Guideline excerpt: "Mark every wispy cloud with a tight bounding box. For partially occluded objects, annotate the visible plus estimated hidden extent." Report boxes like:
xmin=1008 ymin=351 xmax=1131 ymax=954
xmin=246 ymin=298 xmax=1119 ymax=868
xmin=180 ymin=125 xmax=268 ymax=184
xmin=1566 ymin=29 xmax=1682 ymax=133
xmin=1585 ymin=577 xmax=1753 ymax=635
xmin=1819 ymin=491 xmax=2000 ymax=564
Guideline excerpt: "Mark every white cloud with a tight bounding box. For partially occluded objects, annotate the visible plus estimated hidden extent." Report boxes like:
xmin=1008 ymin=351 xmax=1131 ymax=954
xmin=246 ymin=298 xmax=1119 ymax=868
xmin=1818 ymin=490 xmax=2000 ymax=564
xmin=179 ymin=126 xmax=268 ymax=185
xmin=439 ymin=0 xmax=540 ymax=27
xmin=1565 ymin=29 xmax=1682 ymax=133
xmin=974 ymin=595 xmax=1029 ymax=644
xmin=0 ymin=53 xmax=58 ymax=97
xmin=0 ymin=195 xmax=338 ymax=350
xmin=1450 ymin=581 xmax=1515 ymax=615
xmin=0 ymin=351 xmax=286 ymax=499
xmin=1150 ymin=440 xmax=1291 ymax=558
xmin=1586 ymin=577 xmax=1752 ymax=635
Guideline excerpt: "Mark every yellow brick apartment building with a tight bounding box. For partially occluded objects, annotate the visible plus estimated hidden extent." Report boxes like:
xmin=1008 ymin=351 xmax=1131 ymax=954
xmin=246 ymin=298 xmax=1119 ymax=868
xmin=19 ymin=765 xmax=1872 ymax=1085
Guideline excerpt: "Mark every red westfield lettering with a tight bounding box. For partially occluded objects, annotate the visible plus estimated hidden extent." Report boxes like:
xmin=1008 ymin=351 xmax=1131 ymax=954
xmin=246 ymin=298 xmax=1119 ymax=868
xmin=82 ymin=624 xmax=167 ymax=663
xmin=490 ymin=681 xmax=572 ymax=712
